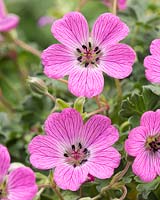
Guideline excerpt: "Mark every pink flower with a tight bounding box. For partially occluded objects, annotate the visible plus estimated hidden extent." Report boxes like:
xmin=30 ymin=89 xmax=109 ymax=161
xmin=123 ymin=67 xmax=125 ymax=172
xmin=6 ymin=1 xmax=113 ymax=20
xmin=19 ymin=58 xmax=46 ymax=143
xmin=125 ymin=110 xmax=160 ymax=182
xmin=41 ymin=12 xmax=136 ymax=98
xmin=28 ymin=108 xmax=121 ymax=191
xmin=144 ymin=39 xmax=160 ymax=83
xmin=0 ymin=144 xmax=38 ymax=200
xmin=102 ymin=0 xmax=127 ymax=10
xmin=0 ymin=0 xmax=19 ymax=32
xmin=38 ymin=16 xmax=55 ymax=27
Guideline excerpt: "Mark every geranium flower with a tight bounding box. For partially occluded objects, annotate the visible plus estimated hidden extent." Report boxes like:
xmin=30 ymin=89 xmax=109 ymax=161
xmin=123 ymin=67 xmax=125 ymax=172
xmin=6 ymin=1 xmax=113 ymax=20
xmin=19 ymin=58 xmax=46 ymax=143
xmin=41 ymin=12 xmax=136 ymax=98
xmin=102 ymin=0 xmax=127 ymax=10
xmin=144 ymin=39 xmax=160 ymax=83
xmin=0 ymin=0 xmax=19 ymax=32
xmin=125 ymin=110 xmax=160 ymax=182
xmin=38 ymin=16 xmax=55 ymax=27
xmin=28 ymin=108 xmax=121 ymax=191
xmin=0 ymin=144 xmax=37 ymax=200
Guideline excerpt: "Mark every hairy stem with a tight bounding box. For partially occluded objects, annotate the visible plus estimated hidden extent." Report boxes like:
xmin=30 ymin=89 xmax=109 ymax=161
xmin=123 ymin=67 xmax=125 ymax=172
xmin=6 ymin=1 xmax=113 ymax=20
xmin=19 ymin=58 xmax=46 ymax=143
xmin=12 ymin=38 xmax=41 ymax=57
xmin=87 ymin=106 xmax=108 ymax=118
xmin=51 ymin=182 xmax=64 ymax=200
xmin=92 ymin=161 xmax=131 ymax=200
xmin=45 ymin=92 xmax=56 ymax=102
xmin=112 ymin=0 xmax=123 ymax=100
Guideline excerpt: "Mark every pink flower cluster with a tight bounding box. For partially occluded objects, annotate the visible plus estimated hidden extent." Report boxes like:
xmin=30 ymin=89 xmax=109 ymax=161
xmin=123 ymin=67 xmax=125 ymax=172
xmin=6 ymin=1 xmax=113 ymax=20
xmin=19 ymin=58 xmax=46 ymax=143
xmin=29 ymin=108 xmax=121 ymax=191
xmin=0 ymin=145 xmax=37 ymax=200
xmin=0 ymin=0 xmax=19 ymax=32
xmin=42 ymin=12 xmax=136 ymax=98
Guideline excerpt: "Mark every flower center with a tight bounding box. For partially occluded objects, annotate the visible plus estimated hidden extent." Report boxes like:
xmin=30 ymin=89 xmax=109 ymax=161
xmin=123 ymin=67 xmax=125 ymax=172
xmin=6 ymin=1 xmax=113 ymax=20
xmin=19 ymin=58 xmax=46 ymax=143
xmin=76 ymin=42 xmax=102 ymax=68
xmin=146 ymin=135 xmax=160 ymax=153
xmin=0 ymin=182 xmax=7 ymax=198
xmin=64 ymin=143 xmax=90 ymax=167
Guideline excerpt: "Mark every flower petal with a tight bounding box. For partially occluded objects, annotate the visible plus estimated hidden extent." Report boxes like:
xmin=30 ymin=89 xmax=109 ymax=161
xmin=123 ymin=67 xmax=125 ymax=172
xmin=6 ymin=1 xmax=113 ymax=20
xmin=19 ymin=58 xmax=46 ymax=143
xmin=100 ymin=43 xmax=136 ymax=79
xmin=125 ymin=126 xmax=148 ymax=157
xmin=0 ymin=14 xmax=19 ymax=32
xmin=54 ymin=164 xmax=88 ymax=191
xmin=154 ymin=152 xmax=160 ymax=176
xmin=81 ymin=115 xmax=119 ymax=148
xmin=144 ymin=56 xmax=160 ymax=83
xmin=0 ymin=145 xmax=10 ymax=183
xmin=150 ymin=39 xmax=160 ymax=56
xmin=140 ymin=110 xmax=160 ymax=135
xmin=132 ymin=151 xmax=157 ymax=182
xmin=51 ymin=12 xmax=89 ymax=49
xmin=0 ymin=0 xmax=6 ymax=18
xmin=7 ymin=167 xmax=38 ymax=200
xmin=91 ymin=13 xmax=129 ymax=47
xmin=88 ymin=147 xmax=121 ymax=179
xmin=28 ymin=135 xmax=63 ymax=170
xmin=44 ymin=108 xmax=83 ymax=146
xmin=118 ymin=0 xmax=127 ymax=10
xmin=41 ymin=44 xmax=76 ymax=79
xmin=68 ymin=67 xmax=104 ymax=98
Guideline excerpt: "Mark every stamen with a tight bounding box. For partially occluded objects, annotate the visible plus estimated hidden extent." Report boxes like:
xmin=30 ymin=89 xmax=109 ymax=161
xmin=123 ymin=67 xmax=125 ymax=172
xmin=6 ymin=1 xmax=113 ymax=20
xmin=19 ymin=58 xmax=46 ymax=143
xmin=83 ymin=148 xmax=88 ymax=154
xmin=94 ymin=46 xmax=99 ymax=52
xmin=76 ymin=48 xmax=81 ymax=53
xmin=91 ymin=62 xmax=95 ymax=64
xmin=64 ymin=153 xmax=69 ymax=157
xmin=88 ymin=42 xmax=92 ymax=48
xmin=96 ymin=57 xmax=99 ymax=62
xmin=85 ymin=63 xmax=89 ymax=68
xmin=79 ymin=143 xmax=82 ymax=149
xmin=82 ymin=45 xmax=87 ymax=50
xmin=72 ymin=145 xmax=75 ymax=151
xmin=80 ymin=159 xmax=88 ymax=165
xmin=73 ymin=164 xmax=77 ymax=168
xmin=77 ymin=56 xmax=82 ymax=62
xmin=96 ymin=50 xmax=101 ymax=54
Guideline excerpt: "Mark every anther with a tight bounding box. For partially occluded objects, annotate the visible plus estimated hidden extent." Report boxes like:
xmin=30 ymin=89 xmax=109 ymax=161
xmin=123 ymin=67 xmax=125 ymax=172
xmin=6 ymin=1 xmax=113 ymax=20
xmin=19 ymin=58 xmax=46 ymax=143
xmin=77 ymin=56 xmax=82 ymax=62
xmin=91 ymin=62 xmax=95 ymax=64
xmin=83 ymin=148 xmax=88 ymax=154
xmin=94 ymin=46 xmax=99 ymax=52
xmin=73 ymin=164 xmax=77 ymax=168
xmin=76 ymin=48 xmax=81 ymax=53
xmin=96 ymin=50 xmax=101 ymax=54
xmin=64 ymin=153 xmax=69 ymax=157
xmin=96 ymin=57 xmax=99 ymax=62
xmin=82 ymin=45 xmax=87 ymax=50
xmin=88 ymin=42 xmax=92 ymax=48
xmin=80 ymin=159 xmax=88 ymax=165
xmin=79 ymin=143 xmax=82 ymax=149
xmin=85 ymin=63 xmax=89 ymax=68
xmin=72 ymin=145 xmax=75 ymax=151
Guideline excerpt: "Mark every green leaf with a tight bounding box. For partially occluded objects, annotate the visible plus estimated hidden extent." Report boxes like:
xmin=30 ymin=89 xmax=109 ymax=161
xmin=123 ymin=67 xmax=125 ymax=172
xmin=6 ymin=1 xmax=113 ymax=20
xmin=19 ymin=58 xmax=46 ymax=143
xmin=56 ymin=98 xmax=71 ymax=110
xmin=136 ymin=177 xmax=160 ymax=199
xmin=74 ymin=97 xmax=85 ymax=113
xmin=119 ymin=86 xmax=160 ymax=127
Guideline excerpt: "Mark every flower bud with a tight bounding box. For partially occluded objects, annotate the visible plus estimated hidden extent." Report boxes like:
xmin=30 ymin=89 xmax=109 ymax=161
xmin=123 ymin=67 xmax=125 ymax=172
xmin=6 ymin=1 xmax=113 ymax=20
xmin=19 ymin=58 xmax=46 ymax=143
xmin=27 ymin=76 xmax=48 ymax=95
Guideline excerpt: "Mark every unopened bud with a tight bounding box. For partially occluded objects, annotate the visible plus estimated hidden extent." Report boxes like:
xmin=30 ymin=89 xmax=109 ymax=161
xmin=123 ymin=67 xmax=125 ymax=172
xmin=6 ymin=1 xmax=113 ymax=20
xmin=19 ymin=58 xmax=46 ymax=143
xmin=27 ymin=76 xmax=48 ymax=95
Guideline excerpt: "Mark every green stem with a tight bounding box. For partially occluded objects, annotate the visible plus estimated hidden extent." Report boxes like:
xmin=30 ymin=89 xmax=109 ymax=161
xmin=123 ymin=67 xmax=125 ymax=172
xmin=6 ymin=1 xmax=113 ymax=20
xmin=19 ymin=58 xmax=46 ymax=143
xmin=114 ymin=78 xmax=122 ymax=100
xmin=45 ymin=92 xmax=56 ymax=102
xmin=92 ymin=161 xmax=131 ymax=200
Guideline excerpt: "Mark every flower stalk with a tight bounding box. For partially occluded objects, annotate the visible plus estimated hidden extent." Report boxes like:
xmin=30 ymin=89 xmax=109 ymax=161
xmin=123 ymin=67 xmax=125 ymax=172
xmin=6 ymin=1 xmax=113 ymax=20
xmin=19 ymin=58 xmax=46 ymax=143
xmin=92 ymin=161 xmax=132 ymax=200
xmin=112 ymin=0 xmax=123 ymax=100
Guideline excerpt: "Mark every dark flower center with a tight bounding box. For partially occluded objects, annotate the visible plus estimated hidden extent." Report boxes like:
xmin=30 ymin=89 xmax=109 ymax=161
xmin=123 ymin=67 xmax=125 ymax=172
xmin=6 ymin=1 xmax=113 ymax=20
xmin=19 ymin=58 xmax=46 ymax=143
xmin=146 ymin=136 xmax=160 ymax=153
xmin=64 ymin=142 xmax=90 ymax=167
xmin=76 ymin=42 xmax=102 ymax=68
